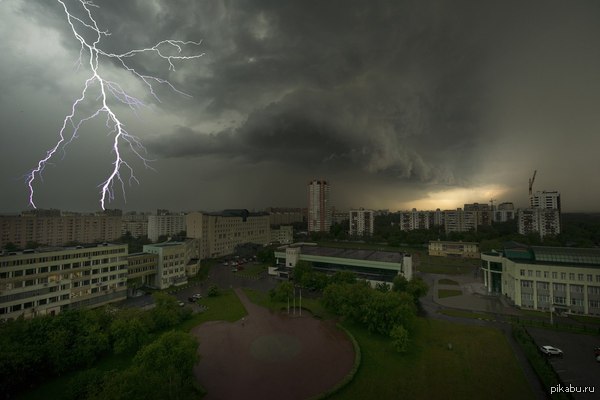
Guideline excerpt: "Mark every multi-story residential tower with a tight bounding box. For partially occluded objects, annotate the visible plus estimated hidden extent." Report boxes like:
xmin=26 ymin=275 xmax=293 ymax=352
xmin=0 ymin=210 xmax=122 ymax=249
xmin=186 ymin=210 xmax=270 ymax=259
xmin=493 ymin=202 xmax=516 ymax=222
xmin=0 ymin=243 xmax=128 ymax=320
xmin=307 ymin=180 xmax=332 ymax=233
xmin=147 ymin=211 xmax=186 ymax=242
xmin=121 ymin=212 xmax=149 ymax=238
xmin=349 ymin=208 xmax=374 ymax=236
xmin=519 ymin=191 xmax=561 ymax=238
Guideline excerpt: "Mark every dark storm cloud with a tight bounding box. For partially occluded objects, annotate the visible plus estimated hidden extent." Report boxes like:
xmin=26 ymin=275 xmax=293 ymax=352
xmin=3 ymin=0 xmax=600 ymax=212
xmin=144 ymin=0 xmax=508 ymax=185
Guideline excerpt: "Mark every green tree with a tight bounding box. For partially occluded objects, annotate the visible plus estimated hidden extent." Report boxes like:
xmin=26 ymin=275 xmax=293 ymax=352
xmin=207 ymin=284 xmax=220 ymax=297
xmin=269 ymin=281 xmax=294 ymax=302
xmin=390 ymin=324 xmax=410 ymax=353
xmin=150 ymin=293 xmax=182 ymax=330
xmin=361 ymin=291 xmax=416 ymax=335
xmin=110 ymin=309 xmax=149 ymax=354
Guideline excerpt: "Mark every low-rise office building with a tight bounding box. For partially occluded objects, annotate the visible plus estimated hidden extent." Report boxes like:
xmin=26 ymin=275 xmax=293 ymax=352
xmin=481 ymin=243 xmax=600 ymax=316
xmin=429 ymin=240 xmax=480 ymax=258
xmin=272 ymin=243 xmax=412 ymax=286
xmin=143 ymin=241 xmax=197 ymax=289
xmin=0 ymin=243 xmax=128 ymax=320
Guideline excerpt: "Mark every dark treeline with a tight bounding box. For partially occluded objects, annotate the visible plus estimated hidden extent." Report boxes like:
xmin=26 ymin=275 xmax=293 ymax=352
xmin=0 ymin=293 xmax=199 ymax=400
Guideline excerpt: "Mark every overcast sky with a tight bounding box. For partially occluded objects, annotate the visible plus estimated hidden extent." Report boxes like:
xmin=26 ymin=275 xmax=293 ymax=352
xmin=1 ymin=0 xmax=600 ymax=213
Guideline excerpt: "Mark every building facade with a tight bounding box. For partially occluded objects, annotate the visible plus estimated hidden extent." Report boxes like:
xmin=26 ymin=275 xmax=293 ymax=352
xmin=147 ymin=212 xmax=186 ymax=242
xmin=519 ymin=191 xmax=561 ymax=238
xmin=271 ymin=226 xmax=294 ymax=245
xmin=0 ymin=243 xmax=128 ymax=320
xmin=186 ymin=210 xmax=270 ymax=259
xmin=349 ymin=208 xmax=374 ymax=236
xmin=0 ymin=210 xmax=122 ymax=249
xmin=428 ymin=240 xmax=479 ymax=258
xmin=307 ymin=180 xmax=332 ymax=233
xmin=121 ymin=212 xmax=149 ymax=238
xmin=143 ymin=242 xmax=193 ymax=289
xmin=272 ymin=244 xmax=412 ymax=285
xmin=481 ymin=243 xmax=600 ymax=316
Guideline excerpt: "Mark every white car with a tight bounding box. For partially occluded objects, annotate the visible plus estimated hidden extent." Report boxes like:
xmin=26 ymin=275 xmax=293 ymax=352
xmin=193 ymin=293 xmax=202 ymax=299
xmin=540 ymin=345 xmax=563 ymax=357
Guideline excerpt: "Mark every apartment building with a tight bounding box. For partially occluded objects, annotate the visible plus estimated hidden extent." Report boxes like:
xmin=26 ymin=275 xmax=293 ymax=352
xmin=308 ymin=180 xmax=332 ymax=233
xmin=0 ymin=210 xmax=122 ymax=249
xmin=121 ymin=212 xmax=149 ymax=238
xmin=349 ymin=208 xmax=374 ymax=236
xmin=519 ymin=191 xmax=561 ymax=238
xmin=147 ymin=212 xmax=186 ymax=242
xmin=0 ymin=243 xmax=128 ymax=320
xmin=186 ymin=210 xmax=270 ymax=259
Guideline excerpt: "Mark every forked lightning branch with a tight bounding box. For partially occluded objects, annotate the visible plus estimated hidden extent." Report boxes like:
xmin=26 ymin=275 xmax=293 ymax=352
xmin=25 ymin=0 xmax=203 ymax=210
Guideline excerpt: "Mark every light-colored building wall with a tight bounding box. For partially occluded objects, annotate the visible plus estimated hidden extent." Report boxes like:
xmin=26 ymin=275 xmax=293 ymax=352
xmin=349 ymin=208 xmax=374 ymax=236
xmin=481 ymin=245 xmax=600 ymax=316
xmin=0 ymin=243 xmax=128 ymax=320
xmin=186 ymin=210 xmax=270 ymax=259
xmin=127 ymin=252 xmax=158 ymax=289
xmin=428 ymin=240 xmax=479 ymax=258
xmin=143 ymin=242 xmax=189 ymax=289
xmin=147 ymin=214 xmax=186 ymax=242
xmin=271 ymin=226 xmax=293 ymax=244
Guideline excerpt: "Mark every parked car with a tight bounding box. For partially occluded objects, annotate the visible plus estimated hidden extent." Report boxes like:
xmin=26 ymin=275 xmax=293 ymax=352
xmin=178 ymin=301 xmax=185 ymax=307
xmin=540 ymin=345 xmax=563 ymax=357
xmin=193 ymin=293 xmax=202 ymax=299
xmin=188 ymin=297 xmax=196 ymax=303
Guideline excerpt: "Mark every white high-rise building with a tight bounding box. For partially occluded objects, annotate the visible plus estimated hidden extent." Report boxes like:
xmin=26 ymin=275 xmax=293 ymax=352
xmin=147 ymin=212 xmax=186 ymax=242
xmin=530 ymin=191 xmax=561 ymax=211
xmin=308 ymin=180 xmax=332 ymax=233
xmin=519 ymin=191 xmax=561 ymax=238
xmin=349 ymin=208 xmax=374 ymax=236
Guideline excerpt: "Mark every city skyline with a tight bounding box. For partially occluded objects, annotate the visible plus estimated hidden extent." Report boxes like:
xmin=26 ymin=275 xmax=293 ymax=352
xmin=2 ymin=1 xmax=600 ymax=213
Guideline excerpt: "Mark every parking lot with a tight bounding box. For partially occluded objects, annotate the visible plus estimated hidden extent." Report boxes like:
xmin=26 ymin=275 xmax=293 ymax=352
xmin=527 ymin=327 xmax=599 ymax=398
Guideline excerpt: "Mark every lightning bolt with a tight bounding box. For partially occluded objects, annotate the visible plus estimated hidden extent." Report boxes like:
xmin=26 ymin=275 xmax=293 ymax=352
xmin=26 ymin=0 xmax=203 ymax=210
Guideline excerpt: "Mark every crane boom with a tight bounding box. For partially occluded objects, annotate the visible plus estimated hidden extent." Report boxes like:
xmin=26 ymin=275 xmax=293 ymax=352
xmin=528 ymin=170 xmax=537 ymax=196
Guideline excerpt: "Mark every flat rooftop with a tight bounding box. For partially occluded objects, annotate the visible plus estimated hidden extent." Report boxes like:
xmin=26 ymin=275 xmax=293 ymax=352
xmin=297 ymin=246 xmax=405 ymax=264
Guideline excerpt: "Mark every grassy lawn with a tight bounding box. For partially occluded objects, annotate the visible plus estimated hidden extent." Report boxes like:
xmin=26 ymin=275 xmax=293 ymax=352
xmin=438 ymin=278 xmax=459 ymax=285
xmin=438 ymin=289 xmax=463 ymax=298
xmin=332 ymin=318 xmax=533 ymax=400
xmin=438 ymin=309 xmax=493 ymax=320
xmin=177 ymin=289 xmax=247 ymax=331
xmin=235 ymin=262 xmax=268 ymax=278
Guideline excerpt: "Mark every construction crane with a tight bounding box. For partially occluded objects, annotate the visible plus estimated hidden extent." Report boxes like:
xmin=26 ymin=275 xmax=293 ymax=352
xmin=528 ymin=170 xmax=537 ymax=197
xmin=489 ymin=198 xmax=496 ymax=211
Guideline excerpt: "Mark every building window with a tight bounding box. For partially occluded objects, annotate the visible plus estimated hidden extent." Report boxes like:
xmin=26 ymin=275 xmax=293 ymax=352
xmin=590 ymin=300 xmax=600 ymax=308
xmin=569 ymin=273 xmax=575 ymax=281
xmin=561 ymin=273 xmax=566 ymax=280
xmin=554 ymin=296 xmax=566 ymax=305
xmin=521 ymin=280 xmax=533 ymax=288
xmin=571 ymin=298 xmax=583 ymax=307
xmin=553 ymin=283 xmax=566 ymax=292
xmin=552 ymin=272 xmax=557 ymax=279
